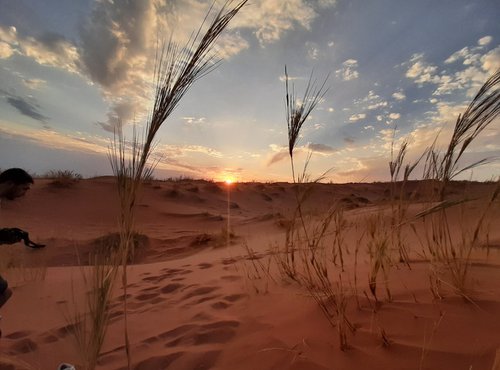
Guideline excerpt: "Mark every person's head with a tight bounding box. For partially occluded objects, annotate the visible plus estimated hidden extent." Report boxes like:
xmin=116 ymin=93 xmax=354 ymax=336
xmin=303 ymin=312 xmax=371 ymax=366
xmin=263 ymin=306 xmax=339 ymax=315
xmin=0 ymin=168 xmax=34 ymax=200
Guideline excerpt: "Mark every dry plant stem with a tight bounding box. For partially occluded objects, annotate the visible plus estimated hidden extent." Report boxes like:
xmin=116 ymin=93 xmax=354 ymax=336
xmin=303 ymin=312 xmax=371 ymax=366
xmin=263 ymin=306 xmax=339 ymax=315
xmin=67 ymin=252 xmax=118 ymax=370
xmin=419 ymin=311 xmax=445 ymax=370
xmin=366 ymin=215 xmax=392 ymax=302
xmin=416 ymin=69 xmax=500 ymax=297
xmin=282 ymin=66 xmax=357 ymax=349
xmin=105 ymin=3 xmax=249 ymax=367
xmin=437 ymin=68 xmax=500 ymax=197
xmin=388 ymin=130 xmax=425 ymax=267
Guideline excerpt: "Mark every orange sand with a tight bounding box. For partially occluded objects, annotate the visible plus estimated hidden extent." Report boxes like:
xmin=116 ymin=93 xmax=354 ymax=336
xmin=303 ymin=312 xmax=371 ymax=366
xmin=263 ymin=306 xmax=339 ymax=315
xmin=1 ymin=178 xmax=499 ymax=370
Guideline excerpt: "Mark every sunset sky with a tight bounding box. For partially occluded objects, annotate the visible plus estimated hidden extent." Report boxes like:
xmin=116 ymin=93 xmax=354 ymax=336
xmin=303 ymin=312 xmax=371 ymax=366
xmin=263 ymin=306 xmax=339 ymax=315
xmin=0 ymin=0 xmax=499 ymax=182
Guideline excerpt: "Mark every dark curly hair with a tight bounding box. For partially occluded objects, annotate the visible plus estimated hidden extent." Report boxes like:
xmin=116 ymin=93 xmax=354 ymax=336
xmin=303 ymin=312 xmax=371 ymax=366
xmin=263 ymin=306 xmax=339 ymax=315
xmin=0 ymin=168 xmax=34 ymax=185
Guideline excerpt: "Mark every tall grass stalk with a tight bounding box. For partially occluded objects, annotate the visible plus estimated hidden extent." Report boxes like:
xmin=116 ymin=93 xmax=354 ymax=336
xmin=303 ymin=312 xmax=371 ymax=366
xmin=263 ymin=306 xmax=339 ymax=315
xmin=84 ymin=2 xmax=248 ymax=368
xmin=366 ymin=215 xmax=392 ymax=302
xmin=67 ymin=252 xmax=119 ymax=370
xmin=279 ymin=67 xmax=356 ymax=349
xmin=417 ymin=69 xmax=500 ymax=297
xmin=388 ymin=132 xmax=425 ymax=266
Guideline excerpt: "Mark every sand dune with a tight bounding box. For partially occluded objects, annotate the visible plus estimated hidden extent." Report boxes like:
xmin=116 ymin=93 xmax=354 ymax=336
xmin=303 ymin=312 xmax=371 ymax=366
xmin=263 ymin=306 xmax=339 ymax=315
xmin=1 ymin=178 xmax=499 ymax=369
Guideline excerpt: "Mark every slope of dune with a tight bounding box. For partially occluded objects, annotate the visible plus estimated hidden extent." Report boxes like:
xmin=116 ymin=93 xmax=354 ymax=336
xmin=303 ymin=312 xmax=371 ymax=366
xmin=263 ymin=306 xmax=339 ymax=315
xmin=1 ymin=178 xmax=499 ymax=370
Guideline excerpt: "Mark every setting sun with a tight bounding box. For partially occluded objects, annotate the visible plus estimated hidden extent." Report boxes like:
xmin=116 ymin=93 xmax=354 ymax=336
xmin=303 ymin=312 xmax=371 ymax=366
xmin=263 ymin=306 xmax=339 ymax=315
xmin=224 ymin=178 xmax=234 ymax=185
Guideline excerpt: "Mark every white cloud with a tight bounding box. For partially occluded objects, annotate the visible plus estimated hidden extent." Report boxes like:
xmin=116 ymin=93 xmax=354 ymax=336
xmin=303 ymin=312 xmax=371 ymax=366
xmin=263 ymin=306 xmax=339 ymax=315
xmin=214 ymin=32 xmax=250 ymax=59
xmin=481 ymin=46 xmax=500 ymax=75
xmin=376 ymin=115 xmax=383 ymax=121
xmin=0 ymin=121 xmax=109 ymax=155
xmin=328 ymin=107 xmax=335 ymax=112
xmin=0 ymin=25 xmax=80 ymax=74
xmin=445 ymin=47 xmax=471 ymax=64
xmin=407 ymin=44 xmax=499 ymax=97
xmin=361 ymin=90 xmax=379 ymax=102
xmin=167 ymin=144 xmax=223 ymax=158
xmin=349 ymin=113 xmax=366 ymax=122
xmin=306 ymin=41 xmax=320 ymax=60
xmin=336 ymin=59 xmax=359 ymax=81
xmin=22 ymin=78 xmax=46 ymax=90
xmin=181 ymin=116 xmax=206 ymax=126
xmin=318 ymin=0 xmax=337 ymax=7
xmin=392 ymin=91 xmax=406 ymax=101
xmin=0 ymin=41 xmax=14 ymax=58
xmin=389 ymin=113 xmax=400 ymax=119
xmin=367 ymin=101 xmax=388 ymax=110
xmin=232 ymin=0 xmax=336 ymax=45
xmin=405 ymin=54 xmax=439 ymax=84
xmin=478 ymin=36 xmax=492 ymax=46
xmin=356 ymin=90 xmax=388 ymax=110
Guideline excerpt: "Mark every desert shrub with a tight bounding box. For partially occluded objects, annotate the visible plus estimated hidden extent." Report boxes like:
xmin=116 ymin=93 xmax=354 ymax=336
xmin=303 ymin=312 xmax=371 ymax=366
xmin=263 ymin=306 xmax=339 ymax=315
xmin=92 ymin=232 xmax=148 ymax=263
xmin=44 ymin=169 xmax=83 ymax=188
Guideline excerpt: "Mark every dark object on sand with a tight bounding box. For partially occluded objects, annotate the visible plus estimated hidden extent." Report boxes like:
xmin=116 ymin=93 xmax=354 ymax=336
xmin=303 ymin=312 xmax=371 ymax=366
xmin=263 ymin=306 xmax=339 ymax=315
xmin=0 ymin=228 xmax=46 ymax=248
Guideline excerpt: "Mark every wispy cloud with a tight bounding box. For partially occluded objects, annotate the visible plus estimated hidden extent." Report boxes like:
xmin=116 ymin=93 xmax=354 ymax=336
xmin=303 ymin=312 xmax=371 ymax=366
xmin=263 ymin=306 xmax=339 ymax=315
xmin=306 ymin=41 xmax=320 ymax=60
xmin=0 ymin=26 xmax=80 ymax=74
xmin=0 ymin=121 xmax=109 ymax=154
xmin=349 ymin=113 xmax=366 ymax=122
xmin=4 ymin=94 xmax=49 ymax=123
xmin=336 ymin=59 xmax=359 ymax=81
xmin=181 ymin=116 xmax=207 ymax=126
xmin=405 ymin=37 xmax=499 ymax=97
xmin=392 ymin=90 xmax=406 ymax=101
xmin=22 ymin=78 xmax=46 ymax=90
xmin=267 ymin=144 xmax=289 ymax=166
xmin=233 ymin=0 xmax=336 ymax=45
xmin=307 ymin=142 xmax=337 ymax=154
xmin=157 ymin=143 xmax=223 ymax=159
xmin=355 ymin=90 xmax=388 ymax=110
xmin=405 ymin=53 xmax=439 ymax=84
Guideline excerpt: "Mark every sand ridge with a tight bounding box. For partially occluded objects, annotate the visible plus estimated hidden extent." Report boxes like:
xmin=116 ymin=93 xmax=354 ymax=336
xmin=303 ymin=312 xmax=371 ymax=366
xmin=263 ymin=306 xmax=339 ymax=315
xmin=0 ymin=178 xmax=499 ymax=369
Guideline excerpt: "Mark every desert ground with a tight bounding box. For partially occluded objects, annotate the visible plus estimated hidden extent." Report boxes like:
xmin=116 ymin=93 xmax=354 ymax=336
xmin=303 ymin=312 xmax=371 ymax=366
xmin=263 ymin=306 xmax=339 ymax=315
xmin=1 ymin=177 xmax=500 ymax=370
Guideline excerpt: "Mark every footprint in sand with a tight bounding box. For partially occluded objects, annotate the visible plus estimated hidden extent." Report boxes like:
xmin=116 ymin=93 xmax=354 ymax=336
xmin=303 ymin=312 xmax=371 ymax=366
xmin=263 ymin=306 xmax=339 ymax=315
xmin=193 ymin=320 xmax=240 ymax=345
xmin=160 ymin=283 xmax=183 ymax=294
xmin=211 ymin=301 xmax=230 ymax=310
xmin=135 ymin=292 xmax=160 ymax=302
xmin=4 ymin=330 xmax=32 ymax=340
xmin=221 ymin=275 xmax=242 ymax=282
xmin=182 ymin=286 xmax=219 ymax=300
xmin=55 ymin=323 xmax=78 ymax=338
xmin=141 ymin=320 xmax=240 ymax=350
xmin=179 ymin=286 xmax=221 ymax=307
xmin=132 ymin=350 xmax=223 ymax=370
xmin=224 ymin=293 xmax=247 ymax=303
xmin=198 ymin=262 xmax=213 ymax=269
xmin=144 ymin=268 xmax=193 ymax=284
xmin=8 ymin=337 xmax=38 ymax=354
xmin=211 ymin=293 xmax=247 ymax=310
xmin=133 ymin=352 xmax=184 ymax=370
xmin=41 ymin=333 xmax=59 ymax=343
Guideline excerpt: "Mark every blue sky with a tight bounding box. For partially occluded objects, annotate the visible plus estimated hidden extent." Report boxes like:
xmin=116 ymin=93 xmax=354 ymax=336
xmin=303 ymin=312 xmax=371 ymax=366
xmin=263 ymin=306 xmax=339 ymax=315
xmin=0 ymin=0 xmax=499 ymax=182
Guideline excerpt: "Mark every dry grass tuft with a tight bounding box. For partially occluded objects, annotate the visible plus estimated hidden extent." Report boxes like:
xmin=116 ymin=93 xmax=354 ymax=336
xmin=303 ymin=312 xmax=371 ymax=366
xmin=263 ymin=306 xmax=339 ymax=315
xmin=66 ymin=251 xmax=119 ymax=370
xmin=44 ymin=170 xmax=83 ymax=188
xmin=416 ymin=68 xmax=500 ymax=297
